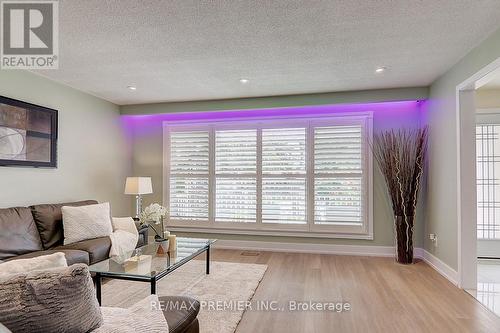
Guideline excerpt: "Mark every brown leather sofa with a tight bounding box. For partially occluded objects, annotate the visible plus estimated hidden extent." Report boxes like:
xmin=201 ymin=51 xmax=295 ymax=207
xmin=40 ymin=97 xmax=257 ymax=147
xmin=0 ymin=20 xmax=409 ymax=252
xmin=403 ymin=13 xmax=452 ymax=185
xmin=161 ymin=296 xmax=200 ymax=333
xmin=0 ymin=200 xmax=149 ymax=265
xmin=0 ymin=200 xmax=200 ymax=333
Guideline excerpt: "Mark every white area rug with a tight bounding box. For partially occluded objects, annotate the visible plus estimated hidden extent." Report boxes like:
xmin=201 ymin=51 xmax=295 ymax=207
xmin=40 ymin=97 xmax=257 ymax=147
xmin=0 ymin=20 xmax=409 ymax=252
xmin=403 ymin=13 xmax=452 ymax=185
xmin=101 ymin=260 xmax=267 ymax=333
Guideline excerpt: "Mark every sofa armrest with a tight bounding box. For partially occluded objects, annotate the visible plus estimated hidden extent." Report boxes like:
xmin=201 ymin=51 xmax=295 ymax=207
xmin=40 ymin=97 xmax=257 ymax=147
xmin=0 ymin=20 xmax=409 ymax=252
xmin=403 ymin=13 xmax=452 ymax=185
xmin=135 ymin=221 xmax=149 ymax=248
xmin=159 ymin=296 xmax=200 ymax=333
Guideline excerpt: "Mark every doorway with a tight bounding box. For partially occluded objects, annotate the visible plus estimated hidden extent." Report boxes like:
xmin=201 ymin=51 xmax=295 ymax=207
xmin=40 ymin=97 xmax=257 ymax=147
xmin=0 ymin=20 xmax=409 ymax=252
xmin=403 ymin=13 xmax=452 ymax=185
xmin=457 ymin=58 xmax=500 ymax=315
xmin=474 ymin=73 xmax=500 ymax=315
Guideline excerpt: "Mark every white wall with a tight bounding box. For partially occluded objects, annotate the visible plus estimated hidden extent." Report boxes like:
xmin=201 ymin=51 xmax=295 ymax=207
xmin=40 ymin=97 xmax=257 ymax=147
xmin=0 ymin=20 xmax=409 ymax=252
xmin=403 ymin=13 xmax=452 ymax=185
xmin=426 ymin=27 xmax=500 ymax=270
xmin=0 ymin=70 xmax=131 ymax=216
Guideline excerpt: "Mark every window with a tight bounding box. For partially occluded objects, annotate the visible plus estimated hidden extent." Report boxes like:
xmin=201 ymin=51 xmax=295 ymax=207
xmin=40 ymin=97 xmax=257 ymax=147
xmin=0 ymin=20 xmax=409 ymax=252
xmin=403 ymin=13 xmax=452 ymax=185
xmin=262 ymin=128 xmax=307 ymax=224
xmin=164 ymin=113 xmax=373 ymax=238
xmin=476 ymin=124 xmax=500 ymax=239
xmin=314 ymin=125 xmax=363 ymax=226
xmin=168 ymin=130 xmax=209 ymax=221
xmin=215 ymin=129 xmax=257 ymax=223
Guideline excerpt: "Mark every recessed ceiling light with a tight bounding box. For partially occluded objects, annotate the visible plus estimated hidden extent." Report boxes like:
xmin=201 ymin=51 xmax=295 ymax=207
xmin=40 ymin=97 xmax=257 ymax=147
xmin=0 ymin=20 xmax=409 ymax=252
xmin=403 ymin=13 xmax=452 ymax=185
xmin=375 ymin=67 xmax=387 ymax=74
xmin=127 ymin=85 xmax=137 ymax=91
xmin=239 ymin=78 xmax=249 ymax=84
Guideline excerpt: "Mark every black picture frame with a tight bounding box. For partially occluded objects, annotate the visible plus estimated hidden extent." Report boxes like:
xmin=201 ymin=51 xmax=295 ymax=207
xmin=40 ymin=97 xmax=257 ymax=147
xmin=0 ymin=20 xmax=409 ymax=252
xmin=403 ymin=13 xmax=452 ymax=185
xmin=0 ymin=95 xmax=58 ymax=168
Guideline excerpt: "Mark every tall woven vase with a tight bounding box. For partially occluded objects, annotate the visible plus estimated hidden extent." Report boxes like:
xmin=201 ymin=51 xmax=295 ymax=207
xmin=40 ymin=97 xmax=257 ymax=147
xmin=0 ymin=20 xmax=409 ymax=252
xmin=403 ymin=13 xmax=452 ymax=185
xmin=394 ymin=215 xmax=414 ymax=264
xmin=373 ymin=128 xmax=427 ymax=265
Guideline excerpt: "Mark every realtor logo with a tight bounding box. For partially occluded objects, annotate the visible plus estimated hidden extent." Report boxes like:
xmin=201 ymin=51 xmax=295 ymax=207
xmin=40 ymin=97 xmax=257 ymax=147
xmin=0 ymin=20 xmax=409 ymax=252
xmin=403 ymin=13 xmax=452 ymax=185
xmin=1 ymin=0 xmax=58 ymax=69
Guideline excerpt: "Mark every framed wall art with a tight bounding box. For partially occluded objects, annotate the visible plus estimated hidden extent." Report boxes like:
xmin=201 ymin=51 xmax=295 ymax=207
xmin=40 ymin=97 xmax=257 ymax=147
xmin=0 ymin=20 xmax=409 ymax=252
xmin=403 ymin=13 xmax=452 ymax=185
xmin=0 ymin=96 xmax=58 ymax=168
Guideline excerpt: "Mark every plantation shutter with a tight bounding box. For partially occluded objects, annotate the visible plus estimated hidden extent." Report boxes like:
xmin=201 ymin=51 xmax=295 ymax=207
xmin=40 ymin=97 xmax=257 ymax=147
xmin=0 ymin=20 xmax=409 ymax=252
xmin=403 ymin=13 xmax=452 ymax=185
xmin=314 ymin=125 xmax=363 ymax=225
xmin=215 ymin=130 xmax=257 ymax=222
xmin=262 ymin=128 xmax=307 ymax=224
xmin=165 ymin=114 xmax=372 ymax=237
xmin=169 ymin=131 xmax=209 ymax=220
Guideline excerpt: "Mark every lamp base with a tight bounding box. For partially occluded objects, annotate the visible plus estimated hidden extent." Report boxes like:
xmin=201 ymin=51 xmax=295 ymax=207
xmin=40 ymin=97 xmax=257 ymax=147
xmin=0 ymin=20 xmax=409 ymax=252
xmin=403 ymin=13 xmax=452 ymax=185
xmin=135 ymin=194 xmax=143 ymax=219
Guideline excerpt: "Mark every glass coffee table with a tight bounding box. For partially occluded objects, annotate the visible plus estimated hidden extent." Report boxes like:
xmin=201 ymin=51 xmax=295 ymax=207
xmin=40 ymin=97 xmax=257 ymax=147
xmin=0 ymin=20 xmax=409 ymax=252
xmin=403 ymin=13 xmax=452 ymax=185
xmin=89 ymin=237 xmax=216 ymax=305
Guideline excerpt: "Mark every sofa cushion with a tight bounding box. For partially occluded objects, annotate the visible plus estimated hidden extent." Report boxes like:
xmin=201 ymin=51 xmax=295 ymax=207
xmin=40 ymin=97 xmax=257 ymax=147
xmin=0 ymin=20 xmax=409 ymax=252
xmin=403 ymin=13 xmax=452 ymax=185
xmin=0 ymin=207 xmax=43 ymax=260
xmin=0 ymin=264 xmax=103 ymax=333
xmin=55 ymin=237 xmax=111 ymax=265
xmin=8 ymin=249 xmax=90 ymax=266
xmin=159 ymin=296 xmax=200 ymax=333
xmin=0 ymin=252 xmax=67 ymax=279
xmin=30 ymin=200 xmax=98 ymax=249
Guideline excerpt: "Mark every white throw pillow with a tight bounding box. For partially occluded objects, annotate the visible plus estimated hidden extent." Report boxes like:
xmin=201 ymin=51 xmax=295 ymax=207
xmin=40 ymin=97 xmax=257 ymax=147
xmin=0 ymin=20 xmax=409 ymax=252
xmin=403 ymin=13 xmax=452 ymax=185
xmin=109 ymin=217 xmax=139 ymax=257
xmin=62 ymin=202 xmax=113 ymax=245
xmin=0 ymin=252 xmax=67 ymax=280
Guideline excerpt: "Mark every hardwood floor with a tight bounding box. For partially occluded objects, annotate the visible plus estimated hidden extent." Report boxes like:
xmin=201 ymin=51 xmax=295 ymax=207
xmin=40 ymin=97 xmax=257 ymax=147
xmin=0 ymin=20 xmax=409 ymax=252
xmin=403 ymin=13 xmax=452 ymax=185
xmin=209 ymin=249 xmax=500 ymax=333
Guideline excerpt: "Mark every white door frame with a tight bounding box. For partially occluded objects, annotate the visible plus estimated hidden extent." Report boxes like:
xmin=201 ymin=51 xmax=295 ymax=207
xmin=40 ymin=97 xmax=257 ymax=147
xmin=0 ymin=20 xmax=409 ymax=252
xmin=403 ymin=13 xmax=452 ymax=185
xmin=456 ymin=57 xmax=500 ymax=289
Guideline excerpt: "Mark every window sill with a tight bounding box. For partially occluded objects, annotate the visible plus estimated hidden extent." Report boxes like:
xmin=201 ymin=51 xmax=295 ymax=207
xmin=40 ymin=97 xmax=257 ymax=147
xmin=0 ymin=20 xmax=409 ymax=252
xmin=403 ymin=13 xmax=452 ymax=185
xmin=166 ymin=225 xmax=374 ymax=240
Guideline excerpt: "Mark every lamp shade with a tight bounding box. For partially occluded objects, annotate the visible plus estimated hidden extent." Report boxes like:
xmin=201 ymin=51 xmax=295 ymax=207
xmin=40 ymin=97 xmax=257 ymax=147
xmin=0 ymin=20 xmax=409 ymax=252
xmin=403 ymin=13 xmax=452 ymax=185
xmin=124 ymin=177 xmax=153 ymax=195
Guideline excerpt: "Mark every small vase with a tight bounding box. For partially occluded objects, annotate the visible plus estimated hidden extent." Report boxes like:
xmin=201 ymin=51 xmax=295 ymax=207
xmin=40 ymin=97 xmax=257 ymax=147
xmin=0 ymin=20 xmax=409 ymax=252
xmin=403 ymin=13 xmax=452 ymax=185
xmin=155 ymin=238 xmax=170 ymax=255
xmin=394 ymin=215 xmax=414 ymax=264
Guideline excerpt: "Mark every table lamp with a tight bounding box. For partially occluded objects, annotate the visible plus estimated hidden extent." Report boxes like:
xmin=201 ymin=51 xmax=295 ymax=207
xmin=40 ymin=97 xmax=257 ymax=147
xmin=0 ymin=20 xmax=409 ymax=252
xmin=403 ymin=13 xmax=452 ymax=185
xmin=125 ymin=177 xmax=153 ymax=219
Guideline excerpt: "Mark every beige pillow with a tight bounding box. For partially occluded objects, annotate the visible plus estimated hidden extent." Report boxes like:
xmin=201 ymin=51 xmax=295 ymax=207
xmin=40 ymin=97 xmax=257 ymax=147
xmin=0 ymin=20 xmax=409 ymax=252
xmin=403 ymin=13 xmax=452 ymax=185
xmin=62 ymin=202 xmax=113 ymax=245
xmin=0 ymin=252 xmax=67 ymax=279
xmin=0 ymin=264 xmax=102 ymax=333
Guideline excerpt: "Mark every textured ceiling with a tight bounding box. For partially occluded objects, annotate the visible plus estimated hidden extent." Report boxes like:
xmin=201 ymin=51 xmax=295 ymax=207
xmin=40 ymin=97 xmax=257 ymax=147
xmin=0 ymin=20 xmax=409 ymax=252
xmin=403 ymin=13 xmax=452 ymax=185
xmin=34 ymin=0 xmax=500 ymax=105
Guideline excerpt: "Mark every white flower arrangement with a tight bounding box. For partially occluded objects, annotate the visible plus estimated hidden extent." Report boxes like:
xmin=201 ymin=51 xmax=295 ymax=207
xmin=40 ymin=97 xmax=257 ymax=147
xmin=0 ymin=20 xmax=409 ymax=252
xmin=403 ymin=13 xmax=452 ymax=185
xmin=139 ymin=203 xmax=168 ymax=240
xmin=139 ymin=203 xmax=167 ymax=225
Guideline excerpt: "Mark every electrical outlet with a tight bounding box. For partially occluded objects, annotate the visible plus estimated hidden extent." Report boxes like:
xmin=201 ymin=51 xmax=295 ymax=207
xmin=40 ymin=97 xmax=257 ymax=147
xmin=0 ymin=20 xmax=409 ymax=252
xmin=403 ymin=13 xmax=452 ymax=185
xmin=429 ymin=233 xmax=438 ymax=247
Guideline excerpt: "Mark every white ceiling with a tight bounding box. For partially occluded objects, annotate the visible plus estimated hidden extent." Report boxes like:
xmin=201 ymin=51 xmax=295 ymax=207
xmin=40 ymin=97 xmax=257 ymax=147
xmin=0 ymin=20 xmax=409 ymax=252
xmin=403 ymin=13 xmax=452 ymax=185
xmin=35 ymin=0 xmax=500 ymax=105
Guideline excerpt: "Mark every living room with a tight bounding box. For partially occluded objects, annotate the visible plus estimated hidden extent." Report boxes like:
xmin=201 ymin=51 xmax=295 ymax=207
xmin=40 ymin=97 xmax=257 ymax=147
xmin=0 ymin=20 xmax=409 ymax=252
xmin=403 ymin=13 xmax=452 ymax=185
xmin=1 ymin=1 xmax=500 ymax=332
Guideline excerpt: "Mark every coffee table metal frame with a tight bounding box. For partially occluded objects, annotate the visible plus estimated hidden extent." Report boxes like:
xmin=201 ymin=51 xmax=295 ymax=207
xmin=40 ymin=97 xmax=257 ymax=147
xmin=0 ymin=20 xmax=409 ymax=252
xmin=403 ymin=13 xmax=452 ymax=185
xmin=91 ymin=241 xmax=212 ymax=305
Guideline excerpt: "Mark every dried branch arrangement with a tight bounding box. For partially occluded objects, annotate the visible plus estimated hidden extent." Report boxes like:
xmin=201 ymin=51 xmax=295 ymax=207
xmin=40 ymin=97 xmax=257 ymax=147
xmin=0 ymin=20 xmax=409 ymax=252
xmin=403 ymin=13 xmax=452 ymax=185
xmin=373 ymin=127 xmax=428 ymax=264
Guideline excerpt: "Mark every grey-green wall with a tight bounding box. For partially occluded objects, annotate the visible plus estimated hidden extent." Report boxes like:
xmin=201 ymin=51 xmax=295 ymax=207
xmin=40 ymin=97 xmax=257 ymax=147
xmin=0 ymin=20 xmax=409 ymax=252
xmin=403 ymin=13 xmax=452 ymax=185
xmin=426 ymin=27 xmax=500 ymax=270
xmin=6 ymin=24 xmax=500 ymax=263
xmin=0 ymin=71 xmax=132 ymax=216
xmin=476 ymin=89 xmax=500 ymax=108
xmin=121 ymin=87 xmax=428 ymax=115
xmin=123 ymin=96 xmax=426 ymax=247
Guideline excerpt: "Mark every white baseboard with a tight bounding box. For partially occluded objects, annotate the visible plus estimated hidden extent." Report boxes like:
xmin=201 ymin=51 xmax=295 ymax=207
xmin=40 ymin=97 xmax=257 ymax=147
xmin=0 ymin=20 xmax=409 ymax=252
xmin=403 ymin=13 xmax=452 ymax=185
xmin=213 ymin=239 xmax=412 ymax=257
xmin=413 ymin=247 xmax=424 ymax=258
xmin=212 ymin=240 xmax=458 ymax=285
xmin=213 ymin=239 xmax=395 ymax=257
xmin=420 ymin=250 xmax=459 ymax=285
